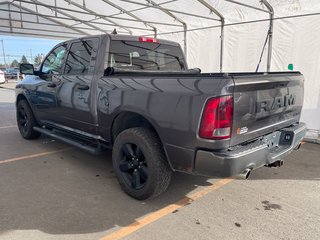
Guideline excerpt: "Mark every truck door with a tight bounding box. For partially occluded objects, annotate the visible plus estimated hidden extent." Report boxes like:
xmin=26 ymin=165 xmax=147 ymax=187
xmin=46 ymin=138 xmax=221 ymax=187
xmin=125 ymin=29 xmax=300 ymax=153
xmin=30 ymin=43 xmax=68 ymax=123
xmin=54 ymin=38 xmax=99 ymax=134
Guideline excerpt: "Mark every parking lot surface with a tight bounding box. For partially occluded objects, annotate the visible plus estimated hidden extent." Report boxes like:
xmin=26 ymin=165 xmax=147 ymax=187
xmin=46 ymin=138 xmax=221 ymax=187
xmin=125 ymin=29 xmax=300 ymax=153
xmin=0 ymin=87 xmax=319 ymax=240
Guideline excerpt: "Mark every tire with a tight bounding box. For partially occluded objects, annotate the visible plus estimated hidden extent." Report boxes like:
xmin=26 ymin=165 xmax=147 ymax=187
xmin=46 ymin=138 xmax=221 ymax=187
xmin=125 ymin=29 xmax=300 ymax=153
xmin=16 ymin=99 xmax=41 ymax=139
xmin=112 ymin=127 xmax=172 ymax=200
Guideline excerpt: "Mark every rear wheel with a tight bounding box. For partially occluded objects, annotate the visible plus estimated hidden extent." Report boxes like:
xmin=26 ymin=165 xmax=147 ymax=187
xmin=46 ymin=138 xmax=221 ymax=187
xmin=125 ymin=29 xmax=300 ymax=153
xmin=112 ymin=127 xmax=172 ymax=200
xmin=16 ymin=100 xmax=41 ymax=139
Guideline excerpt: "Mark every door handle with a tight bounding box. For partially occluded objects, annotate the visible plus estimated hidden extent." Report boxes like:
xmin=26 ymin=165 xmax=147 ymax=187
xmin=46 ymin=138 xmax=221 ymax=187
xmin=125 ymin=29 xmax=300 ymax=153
xmin=47 ymin=82 xmax=56 ymax=88
xmin=77 ymin=85 xmax=90 ymax=90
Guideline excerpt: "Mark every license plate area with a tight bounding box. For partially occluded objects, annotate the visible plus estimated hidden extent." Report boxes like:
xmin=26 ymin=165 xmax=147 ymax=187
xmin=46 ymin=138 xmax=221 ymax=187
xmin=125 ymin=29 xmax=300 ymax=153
xmin=263 ymin=129 xmax=294 ymax=150
xmin=263 ymin=131 xmax=281 ymax=150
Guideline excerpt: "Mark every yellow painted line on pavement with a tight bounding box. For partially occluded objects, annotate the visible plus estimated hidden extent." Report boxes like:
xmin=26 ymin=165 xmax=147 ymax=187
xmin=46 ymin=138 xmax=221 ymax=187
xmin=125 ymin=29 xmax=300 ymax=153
xmin=100 ymin=177 xmax=234 ymax=240
xmin=0 ymin=125 xmax=16 ymax=129
xmin=0 ymin=147 xmax=73 ymax=165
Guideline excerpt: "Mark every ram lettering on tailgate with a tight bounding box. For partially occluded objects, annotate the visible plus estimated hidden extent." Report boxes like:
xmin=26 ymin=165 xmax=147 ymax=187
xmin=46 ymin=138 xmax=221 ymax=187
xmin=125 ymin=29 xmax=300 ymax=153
xmin=256 ymin=94 xmax=295 ymax=113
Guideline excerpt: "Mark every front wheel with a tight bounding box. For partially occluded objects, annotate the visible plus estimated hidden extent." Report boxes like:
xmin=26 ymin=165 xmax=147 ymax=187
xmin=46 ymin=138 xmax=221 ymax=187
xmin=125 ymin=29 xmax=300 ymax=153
xmin=112 ymin=127 xmax=172 ymax=200
xmin=16 ymin=100 xmax=41 ymax=139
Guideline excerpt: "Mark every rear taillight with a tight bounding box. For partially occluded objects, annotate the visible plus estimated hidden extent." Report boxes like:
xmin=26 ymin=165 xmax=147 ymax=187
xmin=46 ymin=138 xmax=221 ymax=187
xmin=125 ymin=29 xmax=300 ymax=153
xmin=199 ymin=96 xmax=233 ymax=140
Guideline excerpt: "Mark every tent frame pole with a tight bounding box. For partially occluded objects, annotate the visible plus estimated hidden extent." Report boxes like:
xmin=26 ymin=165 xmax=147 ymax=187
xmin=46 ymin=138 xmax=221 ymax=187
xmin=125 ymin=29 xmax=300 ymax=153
xmin=225 ymin=0 xmax=274 ymax=72
xmin=14 ymin=0 xmax=179 ymax=28
xmin=29 ymin=0 xmax=110 ymax=34
xmin=119 ymin=0 xmax=221 ymax=22
xmin=109 ymin=0 xmax=176 ymax=17
xmin=0 ymin=8 xmax=151 ymax=32
xmin=225 ymin=0 xmax=270 ymax=14
xmin=55 ymin=0 xmax=133 ymax=34
xmin=197 ymin=0 xmax=225 ymax=72
xmin=147 ymin=0 xmax=188 ymax=60
xmin=10 ymin=2 xmax=89 ymax=35
xmin=100 ymin=0 xmax=157 ymax=37
xmin=261 ymin=0 xmax=274 ymax=72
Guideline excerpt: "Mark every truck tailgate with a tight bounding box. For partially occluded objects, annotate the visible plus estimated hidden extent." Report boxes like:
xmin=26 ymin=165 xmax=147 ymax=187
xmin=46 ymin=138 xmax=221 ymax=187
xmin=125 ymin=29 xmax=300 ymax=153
xmin=230 ymin=73 xmax=304 ymax=146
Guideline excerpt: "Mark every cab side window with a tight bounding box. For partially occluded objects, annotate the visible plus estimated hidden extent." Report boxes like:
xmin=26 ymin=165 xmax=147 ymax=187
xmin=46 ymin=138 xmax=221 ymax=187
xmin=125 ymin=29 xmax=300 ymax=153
xmin=42 ymin=45 xmax=67 ymax=75
xmin=64 ymin=40 xmax=93 ymax=75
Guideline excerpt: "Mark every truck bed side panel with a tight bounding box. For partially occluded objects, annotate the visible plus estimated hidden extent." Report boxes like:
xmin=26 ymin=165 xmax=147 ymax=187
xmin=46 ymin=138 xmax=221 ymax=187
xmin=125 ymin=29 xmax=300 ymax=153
xmin=97 ymin=75 xmax=234 ymax=171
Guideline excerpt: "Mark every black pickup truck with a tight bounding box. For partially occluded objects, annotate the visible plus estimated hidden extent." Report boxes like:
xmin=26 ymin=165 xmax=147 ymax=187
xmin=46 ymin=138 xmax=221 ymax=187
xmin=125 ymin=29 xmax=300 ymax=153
xmin=17 ymin=34 xmax=306 ymax=199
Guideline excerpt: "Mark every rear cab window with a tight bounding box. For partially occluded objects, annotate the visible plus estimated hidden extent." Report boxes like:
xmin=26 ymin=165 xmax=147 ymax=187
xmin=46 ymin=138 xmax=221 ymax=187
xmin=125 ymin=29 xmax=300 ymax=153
xmin=106 ymin=40 xmax=186 ymax=71
xmin=64 ymin=38 xmax=99 ymax=75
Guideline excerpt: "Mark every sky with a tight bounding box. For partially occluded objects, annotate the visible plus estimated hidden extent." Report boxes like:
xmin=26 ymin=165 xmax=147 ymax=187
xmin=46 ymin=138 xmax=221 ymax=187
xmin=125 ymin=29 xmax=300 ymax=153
xmin=0 ymin=35 xmax=62 ymax=66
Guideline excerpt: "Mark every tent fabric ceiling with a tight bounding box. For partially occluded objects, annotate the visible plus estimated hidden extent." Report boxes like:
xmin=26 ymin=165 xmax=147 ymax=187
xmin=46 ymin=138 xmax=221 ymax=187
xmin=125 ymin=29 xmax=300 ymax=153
xmin=0 ymin=0 xmax=305 ymax=39
xmin=0 ymin=0 xmax=320 ymax=134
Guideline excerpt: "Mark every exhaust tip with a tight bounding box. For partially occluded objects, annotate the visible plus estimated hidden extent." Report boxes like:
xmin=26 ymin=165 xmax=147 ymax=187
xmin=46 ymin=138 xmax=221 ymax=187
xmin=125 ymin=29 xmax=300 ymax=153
xmin=237 ymin=168 xmax=252 ymax=180
xmin=279 ymin=160 xmax=284 ymax=167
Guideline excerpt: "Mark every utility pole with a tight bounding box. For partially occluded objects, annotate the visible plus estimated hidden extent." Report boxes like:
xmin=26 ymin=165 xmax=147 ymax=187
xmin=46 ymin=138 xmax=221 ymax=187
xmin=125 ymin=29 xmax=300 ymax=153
xmin=30 ymin=48 xmax=33 ymax=63
xmin=6 ymin=54 xmax=10 ymax=66
xmin=0 ymin=40 xmax=7 ymax=68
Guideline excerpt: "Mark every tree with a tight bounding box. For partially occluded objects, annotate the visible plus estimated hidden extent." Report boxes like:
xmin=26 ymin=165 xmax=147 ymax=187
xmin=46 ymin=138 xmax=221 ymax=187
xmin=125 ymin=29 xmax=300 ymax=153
xmin=20 ymin=55 xmax=29 ymax=64
xmin=33 ymin=54 xmax=43 ymax=66
xmin=10 ymin=59 xmax=19 ymax=68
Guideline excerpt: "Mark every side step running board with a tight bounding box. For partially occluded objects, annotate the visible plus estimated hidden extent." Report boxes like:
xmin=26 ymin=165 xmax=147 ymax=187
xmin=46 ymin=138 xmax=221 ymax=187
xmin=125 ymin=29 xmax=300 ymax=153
xmin=33 ymin=126 xmax=104 ymax=155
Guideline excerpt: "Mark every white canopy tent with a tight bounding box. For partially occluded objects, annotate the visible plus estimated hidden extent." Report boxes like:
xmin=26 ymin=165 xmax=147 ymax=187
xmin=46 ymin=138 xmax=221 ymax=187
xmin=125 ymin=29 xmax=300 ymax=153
xmin=0 ymin=0 xmax=319 ymax=139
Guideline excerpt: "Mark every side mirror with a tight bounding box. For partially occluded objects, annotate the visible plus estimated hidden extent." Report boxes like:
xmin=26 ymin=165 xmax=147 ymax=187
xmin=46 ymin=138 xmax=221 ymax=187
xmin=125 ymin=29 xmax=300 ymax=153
xmin=20 ymin=64 xmax=34 ymax=75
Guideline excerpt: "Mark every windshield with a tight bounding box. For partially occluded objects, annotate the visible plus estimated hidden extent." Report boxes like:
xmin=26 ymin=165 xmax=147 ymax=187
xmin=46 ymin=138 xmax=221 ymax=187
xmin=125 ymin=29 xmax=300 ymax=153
xmin=107 ymin=40 xmax=186 ymax=71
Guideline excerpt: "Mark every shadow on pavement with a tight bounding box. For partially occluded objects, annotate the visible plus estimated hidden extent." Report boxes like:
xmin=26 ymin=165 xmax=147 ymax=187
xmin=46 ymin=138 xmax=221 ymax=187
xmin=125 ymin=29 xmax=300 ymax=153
xmin=0 ymin=135 xmax=212 ymax=235
xmin=249 ymin=143 xmax=320 ymax=181
xmin=0 ymin=139 xmax=318 ymax=236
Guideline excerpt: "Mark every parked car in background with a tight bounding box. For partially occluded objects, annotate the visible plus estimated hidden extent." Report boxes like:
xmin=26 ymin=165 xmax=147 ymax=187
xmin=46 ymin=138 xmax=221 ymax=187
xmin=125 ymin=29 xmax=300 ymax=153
xmin=0 ymin=69 xmax=5 ymax=84
xmin=5 ymin=68 xmax=24 ymax=80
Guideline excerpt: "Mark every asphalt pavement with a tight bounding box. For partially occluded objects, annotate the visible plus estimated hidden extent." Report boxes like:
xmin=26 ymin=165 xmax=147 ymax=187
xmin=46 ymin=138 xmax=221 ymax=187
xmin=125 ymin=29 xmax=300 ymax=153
xmin=0 ymin=87 xmax=319 ymax=240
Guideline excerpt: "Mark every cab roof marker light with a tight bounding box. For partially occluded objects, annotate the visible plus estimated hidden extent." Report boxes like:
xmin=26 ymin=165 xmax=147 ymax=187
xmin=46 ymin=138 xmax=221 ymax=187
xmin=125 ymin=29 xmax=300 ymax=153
xmin=139 ymin=36 xmax=159 ymax=43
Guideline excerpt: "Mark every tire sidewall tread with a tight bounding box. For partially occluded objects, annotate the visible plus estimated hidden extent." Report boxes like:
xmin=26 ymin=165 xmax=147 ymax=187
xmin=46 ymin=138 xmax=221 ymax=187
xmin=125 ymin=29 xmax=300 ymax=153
xmin=112 ymin=127 xmax=172 ymax=200
xmin=16 ymin=99 xmax=41 ymax=139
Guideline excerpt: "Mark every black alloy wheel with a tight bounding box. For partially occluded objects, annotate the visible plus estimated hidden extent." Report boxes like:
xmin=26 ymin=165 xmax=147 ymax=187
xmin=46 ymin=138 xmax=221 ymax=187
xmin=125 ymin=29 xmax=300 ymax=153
xmin=16 ymin=100 xmax=41 ymax=139
xmin=112 ymin=127 xmax=172 ymax=200
xmin=118 ymin=143 xmax=148 ymax=190
xmin=17 ymin=104 xmax=28 ymax=134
